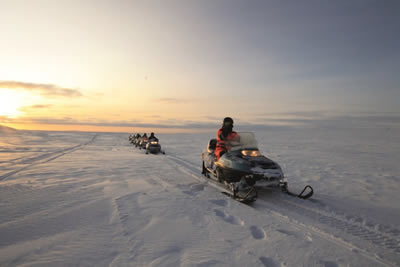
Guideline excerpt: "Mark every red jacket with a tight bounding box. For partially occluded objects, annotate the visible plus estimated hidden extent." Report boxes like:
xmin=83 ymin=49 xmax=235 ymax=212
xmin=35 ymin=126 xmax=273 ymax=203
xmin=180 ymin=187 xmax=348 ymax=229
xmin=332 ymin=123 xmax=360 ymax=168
xmin=215 ymin=128 xmax=238 ymax=160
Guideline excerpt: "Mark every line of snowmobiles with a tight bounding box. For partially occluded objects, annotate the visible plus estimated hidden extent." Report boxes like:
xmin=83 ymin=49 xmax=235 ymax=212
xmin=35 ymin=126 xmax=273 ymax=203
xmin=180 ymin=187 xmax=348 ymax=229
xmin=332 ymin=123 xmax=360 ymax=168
xmin=202 ymin=132 xmax=313 ymax=203
xmin=129 ymin=134 xmax=165 ymax=155
xmin=130 ymin=131 xmax=313 ymax=203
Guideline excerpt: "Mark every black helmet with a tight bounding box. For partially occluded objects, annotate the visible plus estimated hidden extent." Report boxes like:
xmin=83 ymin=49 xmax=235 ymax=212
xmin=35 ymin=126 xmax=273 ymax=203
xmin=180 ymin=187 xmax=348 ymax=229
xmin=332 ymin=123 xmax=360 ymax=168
xmin=150 ymin=132 xmax=154 ymax=136
xmin=222 ymin=117 xmax=233 ymax=127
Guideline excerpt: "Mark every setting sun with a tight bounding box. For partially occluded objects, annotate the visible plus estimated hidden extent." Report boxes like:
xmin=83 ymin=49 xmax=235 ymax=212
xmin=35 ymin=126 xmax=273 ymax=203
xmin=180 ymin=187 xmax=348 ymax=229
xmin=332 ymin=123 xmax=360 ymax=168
xmin=0 ymin=89 xmax=24 ymax=117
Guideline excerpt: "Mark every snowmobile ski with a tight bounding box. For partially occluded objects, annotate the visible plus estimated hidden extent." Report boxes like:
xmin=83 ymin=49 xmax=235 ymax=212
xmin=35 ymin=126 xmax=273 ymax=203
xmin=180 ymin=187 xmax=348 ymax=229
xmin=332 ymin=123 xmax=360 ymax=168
xmin=202 ymin=172 xmax=258 ymax=203
xmin=280 ymin=182 xmax=314 ymax=200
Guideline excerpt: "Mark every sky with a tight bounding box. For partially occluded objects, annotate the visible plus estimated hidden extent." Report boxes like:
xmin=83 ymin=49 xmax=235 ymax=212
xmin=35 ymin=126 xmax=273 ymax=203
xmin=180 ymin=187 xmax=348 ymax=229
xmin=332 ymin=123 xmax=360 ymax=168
xmin=0 ymin=0 xmax=399 ymax=132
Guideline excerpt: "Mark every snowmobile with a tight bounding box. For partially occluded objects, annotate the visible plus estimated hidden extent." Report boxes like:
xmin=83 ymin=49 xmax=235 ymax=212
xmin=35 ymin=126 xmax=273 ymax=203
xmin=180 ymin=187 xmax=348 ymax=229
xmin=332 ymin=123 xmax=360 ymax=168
xmin=139 ymin=138 xmax=148 ymax=150
xmin=145 ymin=139 xmax=165 ymax=155
xmin=133 ymin=136 xmax=141 ymax=147
xmin=129 ymin=134 xmax=135 ymax=144
xmin=201 ymin=132 xmax=313 ymax=203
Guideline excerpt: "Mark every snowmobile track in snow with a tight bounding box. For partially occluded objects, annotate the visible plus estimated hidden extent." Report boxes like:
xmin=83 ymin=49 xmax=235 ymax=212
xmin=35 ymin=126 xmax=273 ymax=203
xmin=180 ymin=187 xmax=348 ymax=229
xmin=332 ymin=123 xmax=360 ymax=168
xmin=256 ymin=192 xmax=400 ymax=255
xmin=166 ymin=153 xmax=400 ymax=267
xmin=0 ymin=135 xmax=97 ymax=181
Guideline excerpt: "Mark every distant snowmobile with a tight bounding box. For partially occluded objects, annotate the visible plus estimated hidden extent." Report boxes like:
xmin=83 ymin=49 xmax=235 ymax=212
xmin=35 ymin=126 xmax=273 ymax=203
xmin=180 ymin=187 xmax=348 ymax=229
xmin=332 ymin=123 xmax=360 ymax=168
xmin=129 ymin=134 xmax=134 ymax=144
xmin=139 ymin=138 xmax=148 ymax=150
xmin=145 ymin=140 xmax=165 ymax=155
xmin=201 ymin=132 xmax=313 ymax=203
xmin=133 ymin=136 xmax=141 ymax=147
xmin=137 ymin=134 xmax=149 ymax=150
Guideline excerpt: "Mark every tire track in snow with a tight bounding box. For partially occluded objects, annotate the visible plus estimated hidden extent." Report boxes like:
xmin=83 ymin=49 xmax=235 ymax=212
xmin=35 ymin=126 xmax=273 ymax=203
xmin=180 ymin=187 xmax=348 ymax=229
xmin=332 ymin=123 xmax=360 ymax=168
xmin=0 ymin=135 xmax=97 ymax=181
xmin=165 ymin=154 xmax=234 ymax=196
xmin=165 ymin=153 xmax=399 ymax=267
xmin=0 ymin=153 xmax=41 ymax=164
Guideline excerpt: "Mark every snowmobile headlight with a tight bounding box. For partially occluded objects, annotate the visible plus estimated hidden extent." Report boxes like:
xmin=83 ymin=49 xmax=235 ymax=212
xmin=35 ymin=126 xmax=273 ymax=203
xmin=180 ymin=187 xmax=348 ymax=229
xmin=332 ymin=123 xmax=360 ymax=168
xmin=241 ymin=150 xmax=261 ymax=157
xmin=150 ymin=141 xmax=158 ymax=144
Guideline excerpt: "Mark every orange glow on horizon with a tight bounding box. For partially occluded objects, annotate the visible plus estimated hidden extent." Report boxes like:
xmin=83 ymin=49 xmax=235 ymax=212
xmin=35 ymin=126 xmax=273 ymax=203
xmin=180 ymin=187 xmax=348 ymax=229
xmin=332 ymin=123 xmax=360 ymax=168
xmin=4 ymin=122 xmax=213 ymax=134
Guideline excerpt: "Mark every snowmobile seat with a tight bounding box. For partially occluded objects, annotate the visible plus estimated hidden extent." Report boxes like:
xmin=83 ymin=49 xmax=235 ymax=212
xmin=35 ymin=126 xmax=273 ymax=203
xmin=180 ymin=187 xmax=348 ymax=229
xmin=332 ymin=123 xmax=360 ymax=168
xmin=207 ymin=139 xmax=217 ymax=153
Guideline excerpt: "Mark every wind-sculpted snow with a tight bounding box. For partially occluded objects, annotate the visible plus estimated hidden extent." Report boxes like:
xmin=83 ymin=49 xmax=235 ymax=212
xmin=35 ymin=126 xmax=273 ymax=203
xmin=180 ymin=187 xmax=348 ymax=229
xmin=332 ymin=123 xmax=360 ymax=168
xmin=0 ymin=135 xmax=97 ymax=181
xmin=0 ymin=127 xmax=399 ymax=266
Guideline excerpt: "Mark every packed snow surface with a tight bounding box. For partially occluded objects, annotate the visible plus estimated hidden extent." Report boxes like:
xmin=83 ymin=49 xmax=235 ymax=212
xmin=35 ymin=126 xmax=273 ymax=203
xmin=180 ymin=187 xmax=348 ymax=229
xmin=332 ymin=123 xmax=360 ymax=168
xmin=0 ymin=124 xmax=399 ymax=266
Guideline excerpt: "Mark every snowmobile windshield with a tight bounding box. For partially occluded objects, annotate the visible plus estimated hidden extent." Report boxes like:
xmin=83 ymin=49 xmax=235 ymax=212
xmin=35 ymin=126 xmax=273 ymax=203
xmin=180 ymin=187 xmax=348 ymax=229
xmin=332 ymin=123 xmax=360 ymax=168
xmin=228 ymin=132 xmax=259 ymax=151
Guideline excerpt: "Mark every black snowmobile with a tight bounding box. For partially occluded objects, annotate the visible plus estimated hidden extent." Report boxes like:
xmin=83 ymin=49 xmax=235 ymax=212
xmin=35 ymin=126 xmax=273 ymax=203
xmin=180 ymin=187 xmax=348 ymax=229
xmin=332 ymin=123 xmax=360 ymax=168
xmin=201 ymin=132 xmax=313 ymax=203
xmin=145 ymin=139 xmax=165 ymax=155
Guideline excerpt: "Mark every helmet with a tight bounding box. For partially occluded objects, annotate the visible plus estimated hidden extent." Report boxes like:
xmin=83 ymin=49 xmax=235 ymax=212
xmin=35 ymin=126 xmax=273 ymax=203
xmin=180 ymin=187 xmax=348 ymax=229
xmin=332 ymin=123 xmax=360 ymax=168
xmin=222 ymin=117 xmax=233 ymax=127
xmin=150 ymin=132 xmax=154 ymax=136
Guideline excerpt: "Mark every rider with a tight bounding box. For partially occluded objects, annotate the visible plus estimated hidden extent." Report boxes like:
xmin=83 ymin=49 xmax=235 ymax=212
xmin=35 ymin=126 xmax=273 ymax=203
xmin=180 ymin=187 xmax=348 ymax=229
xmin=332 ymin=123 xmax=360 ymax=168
xmin=215 ymin=117 xmax=239 ymax=160
xmin=140 ymin=133 xmax=148 ymax=146
xmin=134 ymin=133 xmax=141 ymax=146
xmin=148 ymin=132 xmax=158 ymax=142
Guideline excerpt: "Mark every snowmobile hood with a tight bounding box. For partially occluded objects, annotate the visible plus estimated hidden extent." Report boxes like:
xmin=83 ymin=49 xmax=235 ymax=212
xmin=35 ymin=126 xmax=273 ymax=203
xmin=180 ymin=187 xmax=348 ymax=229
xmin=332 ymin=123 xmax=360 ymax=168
xmin=218 ymin=150 xmax=282 ymax=174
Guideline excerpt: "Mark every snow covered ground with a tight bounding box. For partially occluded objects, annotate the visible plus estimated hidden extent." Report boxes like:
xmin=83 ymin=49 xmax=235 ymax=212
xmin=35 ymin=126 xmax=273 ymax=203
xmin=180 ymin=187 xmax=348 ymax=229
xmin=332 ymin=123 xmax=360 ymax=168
xmin=0 ymin=122 xmax=399 ymax=266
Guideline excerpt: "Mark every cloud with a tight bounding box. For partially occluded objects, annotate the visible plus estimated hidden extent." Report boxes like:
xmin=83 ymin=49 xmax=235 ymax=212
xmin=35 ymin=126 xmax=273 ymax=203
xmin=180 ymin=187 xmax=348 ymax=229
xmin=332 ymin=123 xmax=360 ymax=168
xmin=203 ymin=116 xmax=222 ymax=121
xmin=142 ymin=114 xmax=162 ymax=119
xmin=0 ymin=80 xmax=82 ymax=97
xmin=18 ymin=104 xmax=53 ymax=112
xmin=251 ymin=110 xmax=333 ymax=120
xmin=31 ymin=104 xmax=52 ymax=109
xmin=156 ymin=98 xmax=186 ymax=103
xmin=26 ymin=104 xmax=53 ymax=109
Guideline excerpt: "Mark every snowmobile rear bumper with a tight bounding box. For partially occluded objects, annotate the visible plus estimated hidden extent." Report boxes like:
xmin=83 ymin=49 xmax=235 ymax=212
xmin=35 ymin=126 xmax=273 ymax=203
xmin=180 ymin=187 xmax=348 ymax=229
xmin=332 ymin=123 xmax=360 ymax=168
xmin=147 ymin=145 xmax=161 ymax=153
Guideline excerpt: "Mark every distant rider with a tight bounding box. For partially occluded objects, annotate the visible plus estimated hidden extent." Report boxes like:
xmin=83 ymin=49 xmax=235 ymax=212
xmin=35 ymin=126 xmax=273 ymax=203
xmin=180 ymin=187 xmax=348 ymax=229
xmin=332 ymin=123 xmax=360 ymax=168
xmin=140 ymin=133 xmax=148 ymax=147
xmin=215 ymin=117 xmax=239 ymax=160
xmin=142 ymin=133 xmax=148 ymax=142
xmin=134 ymin=133 xmax=141 ymax=146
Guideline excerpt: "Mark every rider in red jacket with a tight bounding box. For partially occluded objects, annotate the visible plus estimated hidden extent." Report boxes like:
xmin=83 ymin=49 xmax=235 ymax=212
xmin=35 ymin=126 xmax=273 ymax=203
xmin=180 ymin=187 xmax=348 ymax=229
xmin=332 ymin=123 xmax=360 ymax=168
xmin=215 ymin=117 xmax=239 ymax=160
